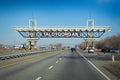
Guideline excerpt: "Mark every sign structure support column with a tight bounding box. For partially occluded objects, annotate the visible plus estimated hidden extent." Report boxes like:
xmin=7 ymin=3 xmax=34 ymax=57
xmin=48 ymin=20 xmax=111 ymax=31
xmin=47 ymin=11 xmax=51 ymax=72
xmin=27 ymin=19 xmax=39 ymax=49
xmin=84 ymin=38 xmax=96 ymax=49
xmin=26 ymin=38 xmax=39 ymax=49
xmin=84 ymin=19 xmax=96 ymax=49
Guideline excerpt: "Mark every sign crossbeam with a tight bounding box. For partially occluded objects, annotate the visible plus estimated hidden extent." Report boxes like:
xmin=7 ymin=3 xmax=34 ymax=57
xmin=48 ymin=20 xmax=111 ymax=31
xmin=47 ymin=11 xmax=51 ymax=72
xmin=15 ymin=27 xmax=110 ymax=38
xmin=13 ymin=27 xmax=111 ymax=31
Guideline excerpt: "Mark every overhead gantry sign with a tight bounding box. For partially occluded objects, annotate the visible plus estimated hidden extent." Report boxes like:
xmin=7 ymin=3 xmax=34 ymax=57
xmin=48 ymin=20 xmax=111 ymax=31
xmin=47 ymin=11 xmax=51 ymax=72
xmin=13 ymin=19 xmax=111 ymax=38
xmin=12 ymin=19 xmax=111 ymax=48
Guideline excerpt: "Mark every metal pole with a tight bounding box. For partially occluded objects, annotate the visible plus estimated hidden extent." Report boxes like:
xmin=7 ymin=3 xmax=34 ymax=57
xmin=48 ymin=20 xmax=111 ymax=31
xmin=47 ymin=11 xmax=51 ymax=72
xmin=29 ymin=41 xmax=32 ymax=50
xmin=112 ymin=55 xmax=115 ymax=62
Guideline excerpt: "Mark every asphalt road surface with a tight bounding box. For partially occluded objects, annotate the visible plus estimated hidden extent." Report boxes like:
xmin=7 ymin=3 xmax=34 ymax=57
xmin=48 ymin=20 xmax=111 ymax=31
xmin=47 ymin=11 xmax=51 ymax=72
xmin=0 ymin=50 xmax=109 ymax=80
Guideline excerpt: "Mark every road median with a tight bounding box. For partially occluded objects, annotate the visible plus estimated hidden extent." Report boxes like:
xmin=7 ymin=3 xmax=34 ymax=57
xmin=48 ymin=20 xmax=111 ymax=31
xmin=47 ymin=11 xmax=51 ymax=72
xmin=0 ymin=50 xmax=63 ymax=69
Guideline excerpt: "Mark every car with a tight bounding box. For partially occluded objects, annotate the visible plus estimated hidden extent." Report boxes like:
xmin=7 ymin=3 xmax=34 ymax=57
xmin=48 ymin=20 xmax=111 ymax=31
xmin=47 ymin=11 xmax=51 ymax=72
xmin=71 ymin=48 xmax=76 ymax=52
xmin=88 ymin=49 xmax=94 ymax=53
xmin=101 ymin=48 xmax=110 ymax=53
xmin=111 ymin=49 xmax=120 ymax=53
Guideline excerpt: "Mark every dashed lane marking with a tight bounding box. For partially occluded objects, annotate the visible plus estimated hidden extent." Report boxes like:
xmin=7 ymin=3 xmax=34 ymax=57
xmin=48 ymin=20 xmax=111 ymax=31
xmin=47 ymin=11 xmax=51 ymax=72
xmin=48 ymin=65 xmax=53 ymax=69
xmin=35 ymin=76 xmax=42 ymax=80
xmin=56 ymin=60 xmax=59 ymax=63
xmin=59 ymin=58 xmax=62 ymax=60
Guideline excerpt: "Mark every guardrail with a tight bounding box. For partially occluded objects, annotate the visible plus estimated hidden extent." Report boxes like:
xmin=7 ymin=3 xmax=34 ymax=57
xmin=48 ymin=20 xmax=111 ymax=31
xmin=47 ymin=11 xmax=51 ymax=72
xmin=0 ymin=50 xmax=51 ymax=61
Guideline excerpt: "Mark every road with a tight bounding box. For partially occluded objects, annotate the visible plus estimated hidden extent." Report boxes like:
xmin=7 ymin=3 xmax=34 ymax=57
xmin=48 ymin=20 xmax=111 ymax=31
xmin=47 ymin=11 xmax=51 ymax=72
xmin=0 ymin=50 xmax=109 ymax=80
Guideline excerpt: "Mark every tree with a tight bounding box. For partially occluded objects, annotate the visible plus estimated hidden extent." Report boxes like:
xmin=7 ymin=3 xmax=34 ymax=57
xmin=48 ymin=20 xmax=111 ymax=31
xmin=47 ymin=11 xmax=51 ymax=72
xmin=95 ymin=33 xmax=120 ymax=49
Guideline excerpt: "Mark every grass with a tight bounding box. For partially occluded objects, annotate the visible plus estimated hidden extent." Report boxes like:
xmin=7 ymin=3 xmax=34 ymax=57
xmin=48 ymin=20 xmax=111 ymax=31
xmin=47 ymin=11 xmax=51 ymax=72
xmin=0 ymin=48 xmax=26 ymax=54
xmin=0 ymin=48 xmax=13 ymax=54
xmin=103 ymin=61 xmax=120 ymax=79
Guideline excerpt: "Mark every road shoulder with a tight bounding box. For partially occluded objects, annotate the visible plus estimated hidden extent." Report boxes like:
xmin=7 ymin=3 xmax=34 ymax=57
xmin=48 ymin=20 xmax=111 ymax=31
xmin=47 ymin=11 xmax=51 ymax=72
xmin=78 ymin=50 xmax=119 ymax=80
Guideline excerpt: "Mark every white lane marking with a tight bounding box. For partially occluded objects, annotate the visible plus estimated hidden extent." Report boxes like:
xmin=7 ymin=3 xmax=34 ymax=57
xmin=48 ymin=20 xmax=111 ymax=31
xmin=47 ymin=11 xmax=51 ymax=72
xmin=59 ymin=58 xmax=62 ymax=60
xmin=56 ymin=60 xmax=59 ymax=63
xmin=48 ymin=65 xmax=53 ymax=69
xmin=78 ymin=52 xmax=111 ymax=80
xmin=35 ymin=77 xmax=42 ymax=80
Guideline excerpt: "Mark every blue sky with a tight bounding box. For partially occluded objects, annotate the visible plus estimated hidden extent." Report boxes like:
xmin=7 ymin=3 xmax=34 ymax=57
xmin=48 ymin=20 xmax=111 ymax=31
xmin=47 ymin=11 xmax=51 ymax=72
xmin=0 ymin=0 xmax=120 ymax=47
